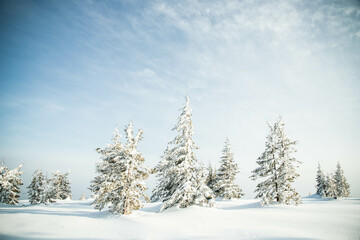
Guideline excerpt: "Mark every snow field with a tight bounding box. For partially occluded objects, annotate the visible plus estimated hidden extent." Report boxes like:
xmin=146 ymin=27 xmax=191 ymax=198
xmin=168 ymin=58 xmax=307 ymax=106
xmin=0 ymin=197 xmax=359 ymax=240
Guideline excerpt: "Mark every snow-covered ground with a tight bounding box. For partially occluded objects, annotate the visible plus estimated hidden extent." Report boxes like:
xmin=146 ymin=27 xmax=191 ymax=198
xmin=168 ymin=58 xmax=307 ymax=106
xmin=0 ymin=197 xmax=359 ymax=240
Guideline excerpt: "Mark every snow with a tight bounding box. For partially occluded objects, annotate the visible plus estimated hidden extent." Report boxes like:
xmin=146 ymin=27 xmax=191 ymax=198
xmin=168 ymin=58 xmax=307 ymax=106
xmin=0 ymin=198 xmax=359 ymax=239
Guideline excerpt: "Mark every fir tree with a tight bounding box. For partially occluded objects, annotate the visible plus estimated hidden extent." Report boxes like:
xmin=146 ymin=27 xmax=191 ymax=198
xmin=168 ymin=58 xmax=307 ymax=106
xmin=205 ymin=163 xmax=217 ymax=192
xmin=90 ymin=122 xmax=150 ymax=215
xmin=251 ymin=117 xmax=301 ymax=206
xmin=0 ymin=163 xmax=23 ymax=205
xmin=334 ymin=162 xmax=350 ymax=198
xmin=325 ymin=173 xmax=337 ymax=199
xmin=213 ymin=138 xmax=244 ymax=199
xmin=27 ymin=169 xmax=46 ymax=204
xmin=150 ymin=145 xmax=174 ymax=202
xmin=156 ymin=97 xmax=214 ymax=212
xmin=51 ymin=171 xmax=72 ymax=200
xmin=315 ymin=163 xmax=326 ymax=197
xmin=79 ymin=194 xmax=86 ymax=200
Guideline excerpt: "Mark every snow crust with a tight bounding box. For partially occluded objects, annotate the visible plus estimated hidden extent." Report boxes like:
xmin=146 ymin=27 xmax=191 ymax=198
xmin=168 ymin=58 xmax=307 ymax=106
xmin=0 ymin=198 xmax=359 ymax=239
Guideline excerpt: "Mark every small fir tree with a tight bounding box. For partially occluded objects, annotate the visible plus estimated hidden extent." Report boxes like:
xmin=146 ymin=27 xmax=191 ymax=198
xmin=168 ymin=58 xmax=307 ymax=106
xmin=213 ymin=138 xmax=244 ymax=199
xmin=151 ymin=145 xmax=175 ymax=202
xmin=27 ymin=169 xmax=46 ymax=204
xmin=79 ymin=194 xmax=86 ymax=200
xmin=205 ymin=163 xmax=217 ymax=192
xmin=334 ymin=162 xmax=350 ymax=198
xmin=315 ymin=163 xmax=326 ymax=197
xmin=51 ymin=171 xmax=72 ymax=200
xmin=90 ymin=122 xmax=150 ymax=215
xmin=251 ymin=117 xmax=301 ymax=205
xmin=0 ymin=163 xmax=23 ymax=205
xmin=325 ymin=173 xmax=337 ymax=199
xmin=155 ymin=97 xmax=214 ymax=212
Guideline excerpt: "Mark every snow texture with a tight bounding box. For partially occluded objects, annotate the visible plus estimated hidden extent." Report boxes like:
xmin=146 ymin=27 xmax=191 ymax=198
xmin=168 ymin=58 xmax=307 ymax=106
xmin=0 ymin=198 xmax=359 ymax=239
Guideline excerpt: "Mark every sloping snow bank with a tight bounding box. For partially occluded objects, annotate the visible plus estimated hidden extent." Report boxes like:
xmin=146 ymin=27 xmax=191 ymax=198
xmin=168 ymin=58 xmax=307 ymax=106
xmin=0 ymin=198 xmax=359 ymax=239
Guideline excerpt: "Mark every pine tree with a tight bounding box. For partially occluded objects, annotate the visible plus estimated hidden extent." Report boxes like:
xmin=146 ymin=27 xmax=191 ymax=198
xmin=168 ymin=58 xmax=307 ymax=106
xmin=205 ymin=163 xmax=217 ymax=192
xmin=251 ymin=117 xmax=301 ymax=206
xmin=213 ymin=138 xmax=244 ymax=199
xmin=315 ymin=163 xmax=326 ymax=197
xmin=334 ymin=162 xmax=350 ymax=198
xmin=51 ymin=171 xmax=72 ymax=200
xmin=156 ymin=97 xmax=214 ymax=212
xmin=90 ymin=122 xmax=150 ymax=215
xmin=27 ymin=169 xmax=46 ymax=204
xmin=0 ymin=163 xmax=23 ymax=205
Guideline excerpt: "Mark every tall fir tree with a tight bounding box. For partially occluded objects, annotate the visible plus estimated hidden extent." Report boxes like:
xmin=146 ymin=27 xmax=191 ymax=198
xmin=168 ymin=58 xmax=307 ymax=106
xmin=315 ymin=163 xmax=326 ymax=197
xmin=27 ymin=169 xmax=46 ymax=204
xmin=251 ymin=117 xmax=301 ymax=205
xmin=213 ymin=138 xmax=244 ymax=199
xmin=334 ymin=162 xmax=350 ymax=198
xmin=90 ymin=122 xmax=150 ymax=215
xmin=0 ymin=163 xmax=23 ymax=205
xmin=51 ymin=171 xmax=72 ymax=200
xmin=154 ymin=97 xmax=214 ymax=212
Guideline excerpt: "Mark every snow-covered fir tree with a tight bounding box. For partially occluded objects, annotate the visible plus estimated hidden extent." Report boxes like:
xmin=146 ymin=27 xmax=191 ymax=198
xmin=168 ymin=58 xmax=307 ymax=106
xmin=0 ymin=163 xmax=23 ymax=205
xmin=150 ymin=145 xmax=174 ymax=202
xmin=154 ymin=97 xmax=214 ymax=212
xmin=79 ymin=194 xmax=86 ymax=200
xmin=90 ymin=122 xmax=150 ymax=215
xmin=51 ymin=171 xmax=72 ymax=200
xmin=44 ymin=177 xmax=57 ymax=203
xmin=213 ymin=138 xmax=244 ymax=199
xmin=315 ymin=163 xmax=326 ymax=197
xmin=324 ymin=173 xmax=337 ymax=199
xmin=334 ymin=162 xmax=350 ymax=198
xmin=27 ymin=169 xmax=46 ymax=204
xmin=205 ymin=163 xmax=217 ymax=192
xmin=250 ymin=117 xmax=301 ymax=206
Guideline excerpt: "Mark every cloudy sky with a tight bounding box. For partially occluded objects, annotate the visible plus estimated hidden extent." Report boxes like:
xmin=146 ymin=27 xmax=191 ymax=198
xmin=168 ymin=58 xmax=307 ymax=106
xmin=1 ymin=0 xmax=359 ymax=199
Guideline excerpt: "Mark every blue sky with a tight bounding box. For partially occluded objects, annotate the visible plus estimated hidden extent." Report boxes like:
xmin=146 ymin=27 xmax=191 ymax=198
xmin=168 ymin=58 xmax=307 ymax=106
xmin=1 ymin=0 xmax=359 ymax=199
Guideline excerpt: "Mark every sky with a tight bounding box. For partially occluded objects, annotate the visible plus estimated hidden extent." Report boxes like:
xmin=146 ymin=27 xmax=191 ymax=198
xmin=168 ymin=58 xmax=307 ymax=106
xmin=0 ymin=0 xmax=359 ymax=200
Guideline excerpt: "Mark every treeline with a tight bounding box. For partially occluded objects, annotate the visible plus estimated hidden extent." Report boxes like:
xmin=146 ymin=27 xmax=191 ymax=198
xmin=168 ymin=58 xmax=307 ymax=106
xmin=0 ymin=97 xmax=351 ymax=214
xmin=0 ymin=166 xmax=71 ymax=205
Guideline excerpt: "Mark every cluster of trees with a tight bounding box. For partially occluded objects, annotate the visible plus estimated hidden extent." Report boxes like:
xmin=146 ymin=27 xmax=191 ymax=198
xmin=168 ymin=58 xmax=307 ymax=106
xmin=0 ymin=97 xmax=352 ymax=215
xmin=316 ymin=162 xmax=350 ymax=199
xmin=0 ymin=163 xmax=23 ymax=205
xmin=90 ymin=97 xmax=304 ymax=215
xmin=27 ymin=170 xmax=72 ymax=204
xmin=90 ymin=97 xmax=245 ymax=215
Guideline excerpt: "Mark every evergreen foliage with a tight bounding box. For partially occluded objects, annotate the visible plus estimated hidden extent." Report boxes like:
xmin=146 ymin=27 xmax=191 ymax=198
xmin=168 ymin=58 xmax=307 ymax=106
xmin=315 ymin=163 xmax=326 ymax=197
xmin=51 ymin=171 xmax=72 ymax=200
xmin=27 ymin=169 xmax=46 ymax=204
xmin=90 ymin=122 xmax=150 ymax=215
xmin=0 ymin=163 xmax=23 ymax=205
xmin=334 ymin=162 xmax=350 ymax=198
xmin=324 ymin=173 xmax=337 ymax=199
xmin=153 ymin=97 xmax=214 ymax=212
xmin=213 ymin=138 xmax=244 ymax=199
xmin=150 ymin=145 xmax=174 ymax=202
xmin=251 ymin=117 xmax=301 ymax=206
xmin=205 ymin=163 xmax=217 ymax=192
